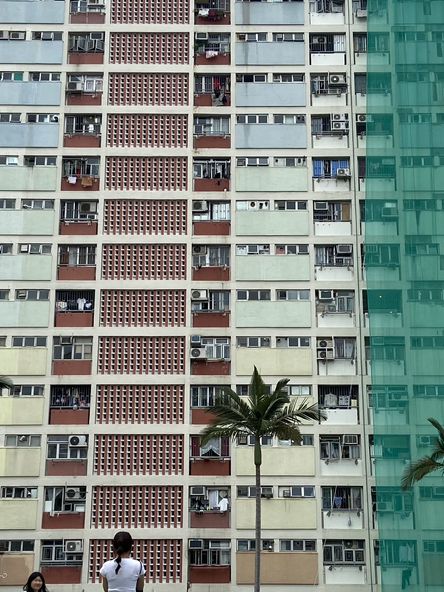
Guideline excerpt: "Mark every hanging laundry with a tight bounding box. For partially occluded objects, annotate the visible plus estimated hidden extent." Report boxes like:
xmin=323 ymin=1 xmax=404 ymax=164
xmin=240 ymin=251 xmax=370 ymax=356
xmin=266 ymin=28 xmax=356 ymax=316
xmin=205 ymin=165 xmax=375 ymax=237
xmin=205 ymin=50 xmax=219 ymax=59
xmin=198 ymin=8 xmax=210 ymax=16
xmin=81 ymin=176 xmax=93 ymax=187
xmin=67 ymin=175 xmax=77 ymax=184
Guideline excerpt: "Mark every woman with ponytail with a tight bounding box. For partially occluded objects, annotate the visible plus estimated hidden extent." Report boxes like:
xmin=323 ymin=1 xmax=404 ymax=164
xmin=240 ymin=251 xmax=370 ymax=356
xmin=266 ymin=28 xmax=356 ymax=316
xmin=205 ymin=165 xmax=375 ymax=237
xmin=99 ymin=531 xmax=145 ymax=592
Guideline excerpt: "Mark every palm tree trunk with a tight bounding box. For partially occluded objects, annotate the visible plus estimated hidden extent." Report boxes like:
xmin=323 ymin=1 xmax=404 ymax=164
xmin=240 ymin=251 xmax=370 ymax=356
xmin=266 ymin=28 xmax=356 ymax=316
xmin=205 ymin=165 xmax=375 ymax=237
xmin=254 ymin=442 xmax=262 ymax=592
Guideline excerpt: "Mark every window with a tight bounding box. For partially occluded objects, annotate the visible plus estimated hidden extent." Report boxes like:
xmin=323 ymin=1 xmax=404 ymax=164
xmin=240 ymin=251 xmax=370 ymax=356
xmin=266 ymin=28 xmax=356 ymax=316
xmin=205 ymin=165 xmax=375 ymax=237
xmin=377 ymin=540 xmax=415 ymax=567
xmin=194 ymin=116 xmax=230 ymax=136
xmin=314 ymin=201 xmax=351 ymax=222
xmin=41 ymin=539 xmax=83 ymax=565
xmin=320 ymin=435 xmax=361 ymax=460
xmin=236 ymin=200 xmax=270 ymax=211
xmin=236 ymin=244 xmax=270 ymax=255
xmin=2 ymin=31 xmax=26 ymax=40
xmin=236 ymin=74 xmax=267 ymax=83
xmin=32 ymin=31 xmax=63 ymax=41
xmin=276 ymin=336 xmax=310 ymax=348
xmin=0 ymin=337 xmax=6 ymax=347
xmin=0 ymin=113 xmax=21 ymax=123
xmin=0 ymin=290 xmax=9 ymax=300
xmin=0 ymin=156 xmax=19 ymax=166
xmin=192 ymin=201 xmax=230 ymax=222
xmin=275 ymin=157 xmax=306 ymax=167
xmin=275 ymin=200 xmax=307 ymax=210
xmin=53 ymin=336 xmax=93 ymax=361
xmin=414 ymin=384 xmax=444 ymax=398
xmin=25 ymin=156 xmax=57 ymax=166
xmin=315 ymin=245 xmax=353 ymax=267
xmin=237 ymin=540 xmax=274 ymax=551
xmin=236 ymin=157 xmax=269 ymax=167
xmin=236 ymin=384 xmax=271 ymax=396
xmin=237 ymin=336 xmax=271 ymax=348
xmin=236 ymin=114 xmax=268 ymax=124
xmin=0 ymin=487 xmax=37 ymax=499
xmin=22 ymin=199 xmax=54 ymax=209
xmin=191 ymin=290 xmax=230 ymax=313
xmin=200 ymin=337 xmax=230 ymax=360
xmin=12 ymin=336 xmax=47 ymax=347
xmin=0 ymin=71 xmax=23 ymax=81
xmin=189 ymin=540 xmax=231 ymax=566
xmin=275 ymin=244 xmax=309 ymax=255
xmin=273 ymin=33 xmax=304 ymax=42
xmin=5 ymin=435 xmax=41 ymax=447
xmin=18 ymin=243 xmax=51 ymax=255
xmin=60 ymin=200 xmax=98 ymax=221
xmin=27 ymin=113 xmax=59 ymax=123
xmin=0 ymin=199 xmax=15 ymax=208
xmin=273 ymin=73 xmax=305 ymax=82
xmin=30 ymin=72 xmax=61 ymax=82
xmin=322 ymin=486 xmax=362 ymax=510
xmin=62 ymin=157 xmax=99 ymax=177
xmin=280 ymin=540 xmax=316 ymax=552
xmin=47 ymin=435 xmax=88 ymax=460
xmin=237 ymin=290 xmax=271 ymax=301
xmin=313 ymin=159 xmax=350 ymax=178
xmin=364 ymin=244 xmax=400 ymax=267
xmin=192 ymin=245 xmax=230 ymax=268
xmin=10 ymin=384 xmax=44 ymax=397
xmin=279 ymin=485 xmax=315 ymax=498
xmin=276 ymin=290 xmax=310 ymax=301
xmin=323 ymin=540 xmax=365 ymax=565
xmin=15 ymin=289 xmax=49 ymax=301
xmin=45 ymin=486 xmax=86 ymax=512
xmin=191 ymin=386 xmax=225 ymax=408
xmin=237 ymin=486 xmax=275 ymax=498
xmin=69 ymin=33 xmax=105 ymax=52
xmin=0 ymin=244 xmax=13 ymax=254
xmin=67 ymin=74 xmax=103 ymax=93
xmin=273 ymin=114 xmax=305 ymax=124
xmin=285 ymin=385 xmax=312 ymax=397
xmin=50 ymin=385 xmax=91 ymax=409
xmin=237 ymin=32 xmax=267 ymax=42
xmin=58 ymin=245 xmax=96 ymax=266
xmin=193 ymin=159 xmax=230 ymax=179
xmin=0 ymin=540 xmax=34 ymax=552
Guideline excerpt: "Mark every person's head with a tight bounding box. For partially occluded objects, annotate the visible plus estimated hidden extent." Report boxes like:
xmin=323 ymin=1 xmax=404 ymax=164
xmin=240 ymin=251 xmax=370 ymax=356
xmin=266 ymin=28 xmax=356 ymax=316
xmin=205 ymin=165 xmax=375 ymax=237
xmin=113 ymin=531 xmax=133 ymax=574
xmin=23 ymin=572 xmax=47 ymax=592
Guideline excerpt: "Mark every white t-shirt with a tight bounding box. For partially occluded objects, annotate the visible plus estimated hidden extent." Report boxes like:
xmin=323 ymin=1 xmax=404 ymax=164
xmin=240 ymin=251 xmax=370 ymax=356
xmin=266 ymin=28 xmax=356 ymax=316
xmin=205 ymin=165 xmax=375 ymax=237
xmin=99 ymin=558 xmax=145 ymax=592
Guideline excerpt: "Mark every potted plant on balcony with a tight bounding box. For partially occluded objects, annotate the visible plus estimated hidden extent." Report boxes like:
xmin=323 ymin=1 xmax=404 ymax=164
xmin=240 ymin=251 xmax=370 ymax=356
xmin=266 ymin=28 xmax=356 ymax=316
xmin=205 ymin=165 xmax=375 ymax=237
xmin=200 ymin=366 xmax=325 ymax=592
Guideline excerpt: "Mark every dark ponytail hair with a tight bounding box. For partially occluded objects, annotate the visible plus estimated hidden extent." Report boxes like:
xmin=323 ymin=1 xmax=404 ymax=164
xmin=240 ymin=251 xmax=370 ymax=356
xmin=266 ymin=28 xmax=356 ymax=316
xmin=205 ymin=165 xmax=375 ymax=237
xmin=23 ymin=572 xmax=48 ymax=592
xmin=113 ymin=531 xmax=133 ymax=575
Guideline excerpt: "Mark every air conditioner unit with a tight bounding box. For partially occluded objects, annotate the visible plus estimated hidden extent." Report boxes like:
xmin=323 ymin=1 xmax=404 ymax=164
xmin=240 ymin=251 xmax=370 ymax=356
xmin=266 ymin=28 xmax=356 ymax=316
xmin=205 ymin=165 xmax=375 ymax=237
xmin=191 ymin=290 xmax=208 ymax=301
xmin=357 ymin=114 xmax=367 ymax=123
xmin=192 ymin=245 xmax=207 ymax=256
xmin=336 ymin=168 xmax=351 ymax=178
xmin=314 ymin=201 xmax=329 ymax=211
xmin=20 ymin=244 xmax=30 ymax=253
xmin=189 ymin=539 xmax=203 ymax=549
xmin=41 ymin=32 xmax=53 ymax=41
xmin=282 ymin=489 xmax=291 ymax=498
xmin=64 ymin=540 xmax=83 ymax=553
xmin=318 ymin=338 xmax=333 ymax=348
xmin=312 ymin=35 xmax=326 ymax=44
xmin=318 ymin=350 xmax=335 ymax=360
xmin=343 ymin=435 xmax=359 ymax=445
xmin=65 ymin=487 xmax=86 ymax=501
xmin=296 ymin=115 xmax=306 ymax=123
xmin=68 ymin=435 xmax=87 ymax=447
xmin=329 ymin=74 xmax=347 ymax=86
xmin=192 ymin=200 xmax=209 ymax=212
xmin=190 ymin=486 xmax=206 ymax=496
xmin=331 ymin=113 xmax=348 ymax=121
xmin=191 ymin=348 xmax=207 ymax=359
xmin=191 ymin=335 xmax=202 ymax=345
xmin=331 ymin=121 xmax=348 ymax=131
xmin=337 ymin=244 xmax=352 ymax=254
xmin=326 ymin=304 xmax=337 ymax=313
xmin=90 ymin=32 xmax=104 ymax=41
xmin=17 ymin=290 xmax=27 ymax=299
xmin=50 ymin=115 xmax=59 ymax=123
xmin=261 ymin=487 xmax=273 ymax=498
xmin=10 ymin=32 xmax=26 ymax=40
xmin=67 ymin=81 xmax=83 ymax=92
xmin=319 ymin=290 xmax=335 ymax=301
xmin=356 ymin=8 xmax=368 ymax=17
xmin=196 ymin=33 xmax=209 ymax=40
xmin=381 ymin=205 xmax=398 ymax=219
xmin=418 ymin=435 xmax=433 ymax=447
xmin=60 ymin=336 xmax=73 ymax=345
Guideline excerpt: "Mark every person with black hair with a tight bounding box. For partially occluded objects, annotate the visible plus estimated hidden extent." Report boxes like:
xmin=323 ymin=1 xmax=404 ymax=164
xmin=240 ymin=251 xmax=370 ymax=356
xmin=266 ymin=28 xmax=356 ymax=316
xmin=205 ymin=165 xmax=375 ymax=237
xmin=23 ymin=572 xmax=48 ymax=592
xmin=99 ymin=531 xmax=145 ymax=592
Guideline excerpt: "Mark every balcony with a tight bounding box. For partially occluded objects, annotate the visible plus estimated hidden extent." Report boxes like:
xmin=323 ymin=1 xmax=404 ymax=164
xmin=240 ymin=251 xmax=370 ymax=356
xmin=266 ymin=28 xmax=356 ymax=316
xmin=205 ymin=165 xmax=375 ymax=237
xmin=189 ymin=488 xmax=230 ymax=528
xmin=59 ymin=200 xmax=98 ymax=235
xmin=194 ymin=117 xmax=231 ymax=149
xmin=235 ymin=1 xmax=304 ymax=24
xmin=46 ymin=459 xmax=88 ymax=477
xmin=70 ymin=0 xmax=106 ymax=23
xmin=61 ymin=157 xmax=100 ymax=191
xmin=2 ymin=0 xmax=65 ymax=23
xmin=236 ymin=41 xmax=304 ymax=66
xmin=196 ymin=0 xmax=230 ymax=24
xmin=0 ymin=347 xmax=47 ymax=376
xmin=57 ymin=245 xmax=96 ymax=281
xmin=68 ymin=33 xmax=105 ymax=64
xmin=236 ymin=82 xmax=305 ymax=107
xmin=195 ymin=34 xmax=231 ymax=66
xmin=315 ymin=246 xmax=354 ymax=282
xmin=237 ymin=552 xmax=318 ymax=585
xmin=52 ymin=336 xmax=92 ymax=376
xmin=64 ymin=115 xmax=101 ymax=148
xmin=320 ymin=436 xmax=363 ymax=476
xmin=0 ymin=447 xmax=41 ymax=476
xmin=236 ymin=446 xmax=315 ymax=476
xmin=0 ymin=122 xmax=59 ymax=148
xmin=0 ymin=498 xmax=38 ymax=530
xmin=55 ymin=291 xmax=94 ymax=327
xmin=66 ymin=74 xmax=103 ymax=106
xmin=193 ymin=158 xmax=230 ymax=191
xmin=49 ymin=385 xmax=91 ymax=425
xmin=0 ymin=395 xmax=45 ymax=425
xmin=0 ymin=163 xmax=57 ymax=192
xmin=310 ymin=0 xmax=345 ymax=24
xmin=194 ymin=75 xmax=230 ymax=107
xmin=0 ymin=40 xmax=63 ymax=64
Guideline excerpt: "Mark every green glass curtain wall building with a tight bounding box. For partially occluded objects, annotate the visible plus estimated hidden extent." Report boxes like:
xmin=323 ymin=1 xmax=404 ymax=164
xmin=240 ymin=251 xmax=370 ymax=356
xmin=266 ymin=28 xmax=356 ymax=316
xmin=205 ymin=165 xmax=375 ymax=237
xmin=367 ymin=0 xmax=444 ymax=588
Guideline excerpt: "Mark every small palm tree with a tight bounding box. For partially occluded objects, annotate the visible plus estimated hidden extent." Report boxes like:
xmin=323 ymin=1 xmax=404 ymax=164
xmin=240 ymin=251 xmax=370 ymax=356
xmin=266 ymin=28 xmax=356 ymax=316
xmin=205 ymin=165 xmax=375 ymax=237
xmin=200 ymin=366 xmax=326 ymax=592
xmin=401 ymin=418 xmax=444 ymax=489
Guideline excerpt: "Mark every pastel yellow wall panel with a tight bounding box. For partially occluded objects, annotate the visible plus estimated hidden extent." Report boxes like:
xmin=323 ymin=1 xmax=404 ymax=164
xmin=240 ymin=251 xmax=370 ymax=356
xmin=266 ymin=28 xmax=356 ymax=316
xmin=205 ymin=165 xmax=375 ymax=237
xmin=236 ymin=498 xmax=317 ymax=529
xmin=236 ymin=348 xmax=312 ymax=376
xmin=0 ymin=397 xmax=44 ymax=425
xmin=236 ymin=446 xmax=315 ymax=476
xmin=0 ymin=448 xmax=41 ymax=477
xmin=0 ymin=499 xmax=38 ymax=529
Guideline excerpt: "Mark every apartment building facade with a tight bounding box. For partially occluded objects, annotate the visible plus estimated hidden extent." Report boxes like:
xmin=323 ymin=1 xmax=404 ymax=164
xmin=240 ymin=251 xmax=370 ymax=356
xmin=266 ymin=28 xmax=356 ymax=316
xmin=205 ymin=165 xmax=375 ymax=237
xmin=0 ymin=0 xmax=433 ymax=590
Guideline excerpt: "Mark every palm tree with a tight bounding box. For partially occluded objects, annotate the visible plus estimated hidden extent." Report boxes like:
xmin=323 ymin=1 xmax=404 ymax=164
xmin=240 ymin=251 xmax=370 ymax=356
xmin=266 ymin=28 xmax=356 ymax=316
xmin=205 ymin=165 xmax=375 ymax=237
xmin=200 ymin=366 xmax=326 ymax=592
xmin=401 ymin=418 xmax=444 ymax=489
xmin=0 ymin=376 xmax=12 ymax=392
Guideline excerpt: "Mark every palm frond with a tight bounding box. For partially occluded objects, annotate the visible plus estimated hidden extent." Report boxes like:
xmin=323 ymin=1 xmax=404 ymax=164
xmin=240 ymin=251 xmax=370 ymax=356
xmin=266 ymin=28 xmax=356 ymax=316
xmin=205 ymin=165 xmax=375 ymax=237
xmin=427 ymin=418 xmax=444 ymax=461
xmin=401 ymin=455 xmax=444 ymax=489
xmin=0 ymin=376 xmax=12 ymax=391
